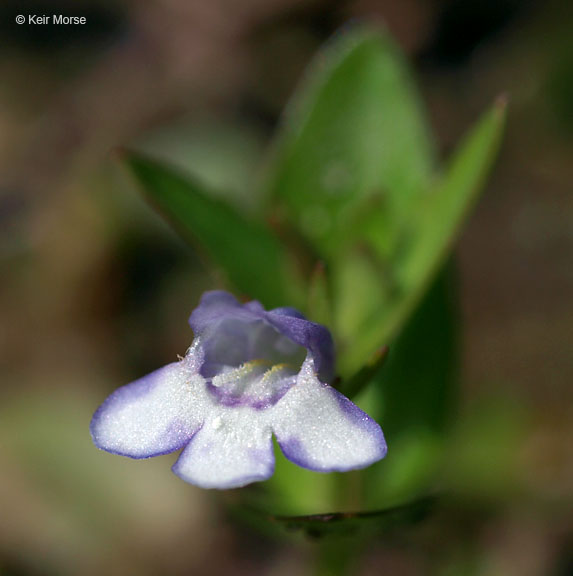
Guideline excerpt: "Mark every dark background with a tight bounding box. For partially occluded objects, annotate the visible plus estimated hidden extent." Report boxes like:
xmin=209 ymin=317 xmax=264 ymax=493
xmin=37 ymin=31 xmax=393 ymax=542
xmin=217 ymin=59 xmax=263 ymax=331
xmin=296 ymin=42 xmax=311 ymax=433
xmin=1 ymin=0 xmax=571 ymax=574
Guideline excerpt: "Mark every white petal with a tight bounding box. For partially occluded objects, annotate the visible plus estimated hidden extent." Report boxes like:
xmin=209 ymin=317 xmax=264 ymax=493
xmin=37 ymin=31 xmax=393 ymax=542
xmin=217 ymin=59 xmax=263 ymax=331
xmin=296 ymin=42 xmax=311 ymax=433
xmin=91 ymin=359 xmax=208 ymax=458
xmin=172 ymin=405 xmax=274 ymax=489
xmin=271 ymin=359 xmax=387 ymax=472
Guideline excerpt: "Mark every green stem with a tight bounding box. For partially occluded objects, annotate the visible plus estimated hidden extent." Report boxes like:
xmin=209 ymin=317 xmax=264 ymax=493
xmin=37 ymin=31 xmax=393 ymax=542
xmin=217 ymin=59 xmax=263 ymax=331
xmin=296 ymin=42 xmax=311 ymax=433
xmin=313 ymin=472 xmax=366 ymax=576
xmin=314 ymin=537 xmax=360 ymax=576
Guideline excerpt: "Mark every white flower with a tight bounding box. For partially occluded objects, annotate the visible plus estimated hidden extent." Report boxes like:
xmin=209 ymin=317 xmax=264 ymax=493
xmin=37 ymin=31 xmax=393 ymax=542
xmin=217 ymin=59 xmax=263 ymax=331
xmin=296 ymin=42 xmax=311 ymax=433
xmin=91 ymin=291 xmax=387 ymax=489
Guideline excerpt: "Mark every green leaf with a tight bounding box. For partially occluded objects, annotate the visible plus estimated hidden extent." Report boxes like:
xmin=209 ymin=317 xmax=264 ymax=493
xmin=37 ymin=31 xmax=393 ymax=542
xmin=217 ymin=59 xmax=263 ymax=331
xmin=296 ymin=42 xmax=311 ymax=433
xmin=263 ymin=26 xmax=435 ymax=257
xmin=378 ymin=263 xmax=459 ymax=436
xmin=365 ymin=431 xmax=443 ymax=508
xmin=307 ymin=261 xmax=332 ymax=327
xmin=340 ymin=99 xmax=507 ymax=376
xmin=123 ymin=152 xmax=303 ymax=308
xmin=338 ymin=345 xmax=389 ymax=399
xmin=398 ymin=97 xmax=508 ymax=289
xmin=362 ymin=265 xmax=458 ymax=507
xmin=332 ymin=246 xmax=391 ymax=351
xmin=135 ymin=115 xmax=266 ymax=212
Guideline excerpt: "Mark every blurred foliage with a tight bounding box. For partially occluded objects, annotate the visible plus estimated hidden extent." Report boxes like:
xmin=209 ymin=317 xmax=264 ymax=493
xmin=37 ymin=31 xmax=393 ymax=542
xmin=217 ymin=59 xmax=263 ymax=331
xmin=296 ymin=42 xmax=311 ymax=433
xmin=377 ymin=263 xmax=459 ymax=437
xmin=124 ymin=152 xmax=304 ymax=309
xmin=362 ymin=264 xmax=458 ymax=509
xmin=136 ymin=116 xmax=267 ymax=212
xmin=340 ymin=99 xmax=506 ymax=377
xmin=0 ymin=389 xmax=207 ymax=575
xmin=2 ymin=0 xmax=573 ymax=573
xmin=262 ymin=28 xmax=436 ymax=258
xmin=124 ymin=24 xmax=506 ymax=528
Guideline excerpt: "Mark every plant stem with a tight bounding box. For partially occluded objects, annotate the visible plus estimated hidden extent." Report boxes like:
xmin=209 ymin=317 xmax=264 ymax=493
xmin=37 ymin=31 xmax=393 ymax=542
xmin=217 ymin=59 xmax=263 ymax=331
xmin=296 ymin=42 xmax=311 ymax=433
xmin=314 ymin=537 xmax=360 ymax=576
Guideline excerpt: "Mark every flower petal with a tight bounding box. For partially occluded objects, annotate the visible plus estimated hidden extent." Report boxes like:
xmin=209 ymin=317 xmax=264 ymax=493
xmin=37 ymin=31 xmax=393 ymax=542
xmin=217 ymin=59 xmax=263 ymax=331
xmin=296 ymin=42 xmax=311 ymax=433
xmin=271 ymin=359 xmax=387 ymax=472
xmin=90 ymin=360 xmax=207 ymax=458
xmin=188 ymin=291 xmax=245 ymax=334
xmin=189 ymin=290 xmax=335 ymax=383
xmin=172 ymin=407 xmax=274 ymax=489
xmin=264 ymin=309 xmax=335 ymax=383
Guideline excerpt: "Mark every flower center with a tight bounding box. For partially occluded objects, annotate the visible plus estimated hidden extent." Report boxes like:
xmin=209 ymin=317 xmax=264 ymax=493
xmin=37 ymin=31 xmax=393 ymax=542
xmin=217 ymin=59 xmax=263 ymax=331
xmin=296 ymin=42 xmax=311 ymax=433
xmin=200 ymin=318 xmax=307 ymax=409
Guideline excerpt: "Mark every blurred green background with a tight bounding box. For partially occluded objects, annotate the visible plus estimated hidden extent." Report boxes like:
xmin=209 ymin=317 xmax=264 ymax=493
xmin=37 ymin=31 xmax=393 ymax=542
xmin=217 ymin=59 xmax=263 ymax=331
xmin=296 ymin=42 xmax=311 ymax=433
xmin=0 ymin=0 xmax=572 ymax=575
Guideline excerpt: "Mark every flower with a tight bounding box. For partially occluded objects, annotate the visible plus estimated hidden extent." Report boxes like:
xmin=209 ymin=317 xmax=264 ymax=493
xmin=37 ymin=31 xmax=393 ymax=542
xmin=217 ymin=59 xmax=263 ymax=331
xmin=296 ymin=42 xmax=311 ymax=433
xmin=90 ymin=291 xmax=387 ymax=489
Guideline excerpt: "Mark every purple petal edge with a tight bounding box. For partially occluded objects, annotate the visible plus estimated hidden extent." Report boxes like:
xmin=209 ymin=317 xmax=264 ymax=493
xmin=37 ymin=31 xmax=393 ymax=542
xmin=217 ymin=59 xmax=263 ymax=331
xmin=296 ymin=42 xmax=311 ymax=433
xmin=188 ymin=290 xmax=335 ymax=382
xmin=330 ymin=387 xmax=388 ymax=457
xmin=90 ymin=363 xmax=201 ymax=459
xmin=90 ymin=421 xmax=196 ymax=460
xmin=276 ymin=386 xmax=387 ymax=473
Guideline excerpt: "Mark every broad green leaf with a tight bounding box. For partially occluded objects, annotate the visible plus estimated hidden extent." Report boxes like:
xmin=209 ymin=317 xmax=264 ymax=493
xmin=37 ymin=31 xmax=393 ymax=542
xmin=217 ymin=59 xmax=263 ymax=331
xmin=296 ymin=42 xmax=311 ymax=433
xmin=263 ymin=26 xmax=435 ymax=257
xmin=339 ymin=99 xmax=506 ymax=376
xmin=123 ymin=152 xmax=303 ymax=308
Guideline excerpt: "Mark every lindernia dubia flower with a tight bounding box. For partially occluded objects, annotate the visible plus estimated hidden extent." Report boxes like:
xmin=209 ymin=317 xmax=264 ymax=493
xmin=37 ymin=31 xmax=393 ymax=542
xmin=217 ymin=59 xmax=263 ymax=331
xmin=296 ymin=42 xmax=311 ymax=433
xmin=90 ymin=291 xmax=387 ymax=489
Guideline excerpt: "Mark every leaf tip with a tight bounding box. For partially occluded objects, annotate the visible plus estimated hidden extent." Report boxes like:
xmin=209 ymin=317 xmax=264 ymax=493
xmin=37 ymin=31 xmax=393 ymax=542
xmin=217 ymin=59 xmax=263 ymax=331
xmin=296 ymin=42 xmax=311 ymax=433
xmin=113 ymin=147 xmax=149 ymax=176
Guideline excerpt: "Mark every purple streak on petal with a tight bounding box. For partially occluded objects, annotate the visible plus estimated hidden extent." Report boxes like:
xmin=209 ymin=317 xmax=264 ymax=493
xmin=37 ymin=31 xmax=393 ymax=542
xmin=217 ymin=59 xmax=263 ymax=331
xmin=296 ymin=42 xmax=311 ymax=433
xmin=205 ymin=375 xmax=296 ymax=410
